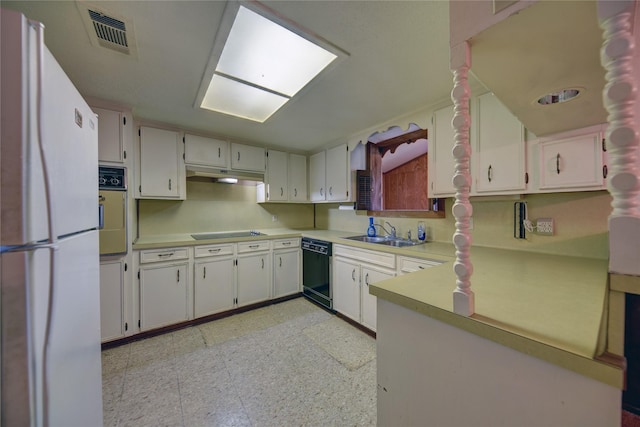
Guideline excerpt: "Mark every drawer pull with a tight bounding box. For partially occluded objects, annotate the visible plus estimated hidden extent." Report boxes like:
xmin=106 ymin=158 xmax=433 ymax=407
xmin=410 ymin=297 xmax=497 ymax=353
xmin=418 ymin=266 xmax=425 ymax=270
xmin=158 ymin=253 xmax=174 ymax=258
xmin=282 ymin=241 xmax=292 ymax=246
xmin=249 ymin=244 xmax=260 ymax=249
xmin=208 ymin=248 xmax=221 ymax=253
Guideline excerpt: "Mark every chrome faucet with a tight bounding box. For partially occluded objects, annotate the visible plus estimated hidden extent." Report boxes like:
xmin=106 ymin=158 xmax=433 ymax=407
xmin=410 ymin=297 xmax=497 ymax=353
xmin=384 ymin=221 xmax=397 ymax=239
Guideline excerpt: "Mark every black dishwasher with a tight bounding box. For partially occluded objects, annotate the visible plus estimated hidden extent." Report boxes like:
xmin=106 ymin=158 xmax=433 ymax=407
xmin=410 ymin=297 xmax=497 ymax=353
xmin=301 ymin=237 xmax=333 ymax=311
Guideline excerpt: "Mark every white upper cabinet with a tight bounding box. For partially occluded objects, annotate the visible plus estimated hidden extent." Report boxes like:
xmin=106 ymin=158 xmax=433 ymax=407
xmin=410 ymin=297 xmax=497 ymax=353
xmin=533 ymin=125 xmax=607 ymax=192
xmin=309 ymin=151 xmax=326 ymax=202
xmin=474 ymin=92 xmax=526 ymax=194
xmin=288 ymin=153 xmax=307 ymax=202
xmin=184 ymin=134 xmax=229 ymax=168
xmin=137 ymin=126 xmax=185 ymax=200
xmin=95 ymin=107 xmax=125 ymax=163
xmin=429 ymin=104 xmax=457 ymax=197
xmin=266 ymin=149 xmax=288 ymax=201
xmin=231 ymin=143 xmax=265 ymax=172
xmin=325 ymin=144 xmax=349 ymax=201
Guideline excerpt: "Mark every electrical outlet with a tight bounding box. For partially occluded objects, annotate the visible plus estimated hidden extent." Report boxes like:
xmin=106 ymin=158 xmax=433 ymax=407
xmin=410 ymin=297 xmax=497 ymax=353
xmin=536 ymin=218 xmax=554 ymax=235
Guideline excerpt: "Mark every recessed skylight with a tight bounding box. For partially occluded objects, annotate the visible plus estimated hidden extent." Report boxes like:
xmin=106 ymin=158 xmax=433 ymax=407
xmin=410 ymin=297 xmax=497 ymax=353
xmin=197 ymin=3 xmax=342 ymax=123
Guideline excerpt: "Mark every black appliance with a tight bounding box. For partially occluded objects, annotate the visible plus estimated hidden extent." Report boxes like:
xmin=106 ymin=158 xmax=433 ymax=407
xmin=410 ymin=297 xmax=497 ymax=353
xmin=302 ymin=237 xmax=333 ymax=311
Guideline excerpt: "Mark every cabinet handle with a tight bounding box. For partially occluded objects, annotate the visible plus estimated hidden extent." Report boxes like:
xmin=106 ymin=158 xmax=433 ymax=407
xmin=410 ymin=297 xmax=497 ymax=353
xmin=365 ymin=273 xmax=369 ymax=286
xmin=280 ymin=187 xmax=284 ymax=197
xmin=488 ymin=165 xmax=492 ymax=183
xmin=282 ymin=241 xmax=291 ymax=246
xmin=320 ymin=188 xmax=324 ymax=197
xmin=218 ymin=147 xmax=221 ymax=158
xmin=418 ymin=266 xmax=425 ymax=270
xmin=279 ymin=257 xmax=282 ymax=267
xmin=352 ymin=269 xmax=356 ymax=281
xmin=249 ymin=244 xmax=259 ymax=249
xmin=158 ymin=252 xmax=174 ymax=258
xmin=203 ymin=266 xmax=206 ymax=279
xmin=168 ymin=179 xmax=172 ymax=190
xmin=329 ymin=186 xmax=333 ymax=196
xmin=556 ymin=153 xmax=561 ymax=174
xmin=261 ymin=258 xmax=264 ymax=269
xmin=208 ymin=248 xmax=221 ymax=253
xmin=237 ymin=151 xmax=240 ymax=162
xmin=177 ymin=269 xmax=180 ymax=282
xmin=603 ymin=164 xmax=608 ymax=179
xmin=294 ymin=188 xmax=297 ymax=197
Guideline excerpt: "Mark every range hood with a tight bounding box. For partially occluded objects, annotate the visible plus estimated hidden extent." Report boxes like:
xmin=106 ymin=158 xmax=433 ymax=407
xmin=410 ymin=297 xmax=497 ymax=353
xmin=185 ymin=165 xmax=264 ymax=183
xmin=469 ymin=1 xmax=607 ymax=137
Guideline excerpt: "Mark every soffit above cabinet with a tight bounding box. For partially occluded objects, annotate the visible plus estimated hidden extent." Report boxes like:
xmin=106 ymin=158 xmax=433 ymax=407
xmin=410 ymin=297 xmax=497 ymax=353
xmin=469 ymin=1 xmax=608 ymax=137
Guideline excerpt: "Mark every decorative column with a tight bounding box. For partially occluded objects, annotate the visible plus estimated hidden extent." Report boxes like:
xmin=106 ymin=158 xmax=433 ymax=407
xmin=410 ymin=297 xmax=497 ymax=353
xmin=598 ymin=0 xmax=640 ymax=276
xmin=450 ymin=41 xmax=475 ymax=316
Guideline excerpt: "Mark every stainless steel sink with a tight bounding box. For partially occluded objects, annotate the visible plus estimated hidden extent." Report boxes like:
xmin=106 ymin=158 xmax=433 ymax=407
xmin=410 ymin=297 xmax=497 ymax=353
xmin=343 ymin=235 xmax=424 ymax=247
xmin=191 ymin=231 xmax=265 ymax=240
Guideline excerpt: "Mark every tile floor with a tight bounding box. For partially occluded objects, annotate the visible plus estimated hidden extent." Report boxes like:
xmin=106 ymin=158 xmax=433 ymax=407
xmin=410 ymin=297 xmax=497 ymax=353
xmin=102 ymin=297 xmax=377 ymax=427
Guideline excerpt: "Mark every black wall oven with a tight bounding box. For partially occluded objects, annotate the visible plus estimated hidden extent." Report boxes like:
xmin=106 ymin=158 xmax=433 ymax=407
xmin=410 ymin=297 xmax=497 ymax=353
xmin=302 ymin=237 xmax=333 ymax=311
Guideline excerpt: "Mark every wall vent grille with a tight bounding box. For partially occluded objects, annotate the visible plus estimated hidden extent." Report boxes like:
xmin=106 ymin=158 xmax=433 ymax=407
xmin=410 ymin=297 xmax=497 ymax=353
xmin=89 ymin=10 xmax=128 ymax=49
xmin=77 ymin=3 xmax=138 ymax=58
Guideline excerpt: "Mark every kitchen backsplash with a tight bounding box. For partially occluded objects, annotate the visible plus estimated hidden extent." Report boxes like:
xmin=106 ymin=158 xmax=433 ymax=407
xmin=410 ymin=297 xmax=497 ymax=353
xmin=138 ymin=181 xmax=314 ymax=235
xmin=315 ymin=191 xmax=611 ymax=259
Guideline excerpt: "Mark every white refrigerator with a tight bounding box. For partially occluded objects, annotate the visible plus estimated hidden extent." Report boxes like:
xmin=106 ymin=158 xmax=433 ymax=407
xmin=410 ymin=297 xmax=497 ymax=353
xmin=1 ymin=8 xmax=103 ymax=427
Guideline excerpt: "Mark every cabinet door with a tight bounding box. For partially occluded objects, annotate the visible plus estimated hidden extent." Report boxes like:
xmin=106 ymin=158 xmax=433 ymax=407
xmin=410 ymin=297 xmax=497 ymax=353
xmin=266 ymin=150 xmax=288 ymax=201
xmin=309 ymin=151 xmax=326 ymax=201
xmin=231 ymin=143 xmax=265 ymax=172
xmin=475 ymin=92 xmax=526 ymax=193
xmin=140 ymin=263 xmax=189 ymax=330
xmin=273 ymin=249 xmax=300 ymax=298
xmin=139 ymin=127 xmax=183 ymax=199
xmin=95 ymin=107 xmax=124 ymax=163
xmin=236 ymin=252 xmax=270 ymax=306
xmin=194 ymin=257 xmax=235 ymax=318
xmin=430 ymin=104 xmax=457 ymax=197
xmin=538 ymin=132 xmax=605 ymax=190
xmin=184 ymin=134 xmax=228 ymax=168
xmin=326 ymin=144 xmax=349 ymax=201
xmin=289 ymin=154 xmax=308 ymax=201
xmin=99 ymin=260 xmax=124 ymax=342
xmin=333 ymin=257 xmax=360 ymax=323
xmin=361 ymin=266 xmax=394 ymax=332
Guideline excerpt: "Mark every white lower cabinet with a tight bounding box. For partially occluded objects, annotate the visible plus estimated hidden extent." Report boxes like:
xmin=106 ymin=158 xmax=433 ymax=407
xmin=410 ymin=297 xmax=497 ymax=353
xmin=100 ymin=259 xmax=124 ymax=342
xmin=236 ymin=241 xmax=271 ymax=307
xmin=333 ymin=244 xmax=396 ymax=332
xmin=193 ymin=244 xmax=235 ymax=318
xmin=273 ymin=238 xmax=301 ymax=298
xmin=139 ymin=247 xmax=190 ymax=331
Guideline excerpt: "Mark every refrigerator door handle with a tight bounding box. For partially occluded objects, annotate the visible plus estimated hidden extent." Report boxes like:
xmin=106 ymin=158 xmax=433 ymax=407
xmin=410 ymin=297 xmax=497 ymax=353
xmin=98 ymin=203 xmax=104 ymax=230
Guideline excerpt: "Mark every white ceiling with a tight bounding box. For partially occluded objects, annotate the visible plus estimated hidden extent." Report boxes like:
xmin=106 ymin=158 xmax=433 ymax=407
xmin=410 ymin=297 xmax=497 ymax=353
xmin=2 ymin=0 xmax=456 ymax=154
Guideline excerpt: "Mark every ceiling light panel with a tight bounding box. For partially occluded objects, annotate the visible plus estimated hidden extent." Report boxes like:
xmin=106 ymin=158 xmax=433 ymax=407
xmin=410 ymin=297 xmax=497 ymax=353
xmin=201 ymin=74 xmax=289 ymax=122
xmin=217 ymin=6 xmax=337 ymax=97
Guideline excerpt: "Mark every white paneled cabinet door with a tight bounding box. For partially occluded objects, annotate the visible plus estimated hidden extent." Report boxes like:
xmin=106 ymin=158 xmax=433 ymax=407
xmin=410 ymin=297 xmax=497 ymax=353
xmin=333 ymin=257 xmax=361 ymax=323
xmin=95 ymin=107 xmax=124 ymax=163
xmin=325 ymin=144 xmax=349 ymax=201
xmin=194 ymin=257 xmax=235 ymax=318
xmin=361 ymin=266 xmax=394 ymax=332
xmin=231 ymin=143 xmax=266 ymax=172
xmin=430 ymin=104 xmax=457 ymax=197
xmin=184 ymin=134 xmax=228 ymax=168
xmin=99 ymin=260 xmax=124 ymax=342
xmin=538 ymin=131 xmax=605 ymax=191
xmin=474 ymin=92 xmax=526 ymax=193
xmin=273 ymin=249 xmax=300 ymax=298
xmin=236 ymin=252 xmax=270 ymax=307
xmin=140 ymin=262 xmax=189 ymax=330
xmin=309 ymin=151 xmax=326 ymax=201
xmin=266 ymin=150 xmax=288 ymax=201
xmin=139 ymin=126 xmax=184 ymax=199
xmin=289 ymin=153 xmax=307 ymax=201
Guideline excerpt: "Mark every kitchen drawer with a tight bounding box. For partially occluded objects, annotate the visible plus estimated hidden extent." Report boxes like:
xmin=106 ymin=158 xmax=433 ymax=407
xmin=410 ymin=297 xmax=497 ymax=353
xmin=398 ymin=256 xmax=441 ymax=274
xmin=272 ymin=238 xmax=300 ymax=250
xmin=194 ymin=243 xmax=234 ymax=258
xmin=334 ymin=244 xmax=395 ymax=269
xmin=237 ymin=240 xmax=270 ymax=253
xmin=139 ymin=247 xmax=189 ymax=264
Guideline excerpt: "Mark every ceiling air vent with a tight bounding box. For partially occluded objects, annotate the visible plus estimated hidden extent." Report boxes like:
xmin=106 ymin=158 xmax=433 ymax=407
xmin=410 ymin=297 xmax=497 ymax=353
xmin=77 ymin=2 xmax=138 ymax=58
